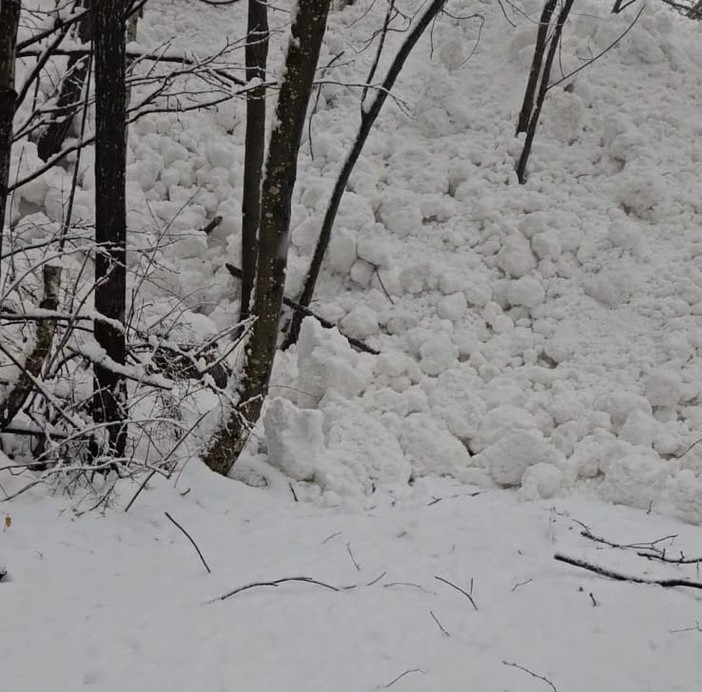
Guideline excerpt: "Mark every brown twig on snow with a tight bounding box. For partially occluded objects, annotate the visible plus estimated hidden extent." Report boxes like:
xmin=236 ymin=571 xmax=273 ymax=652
xmin=575 ymin=520 xmax=701 ymax=565
xmin=435 ymin=575 xmax=478 ymax=610
xmin=502 ymin=660 xmax=558 ymax=692
xmin=429 ymin=610 xmax=450 ymax=637
xmin=554 ymin=553 xmax=702 ymax=590
xmin=214 ymin=576 xmax=341 ymax=602
xmin=378 ymin=668 xmax=426 ymax=689
xmin=164 ymin=511 xmax=212 ymax=574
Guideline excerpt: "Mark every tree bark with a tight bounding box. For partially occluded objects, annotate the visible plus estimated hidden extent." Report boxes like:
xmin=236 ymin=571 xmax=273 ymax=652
xmin=239 ymin=0 xmax=269 ymax=324
xmin=0 ymin=0 xmax=21 ymax=286
xmin=36 ymin=0 xmax=92 ymax=162
xmin=284 ymin=0 xmax=447 ymax=349
xmin=93 ymin=0 xmax=128 ymax=457
xmin=204 ymin=0 xmax=331 ymax=475
xmin=516 ymin=0 xmax=576 ymax=184
xmin=516 ymin=0 xmax=557 ymax=135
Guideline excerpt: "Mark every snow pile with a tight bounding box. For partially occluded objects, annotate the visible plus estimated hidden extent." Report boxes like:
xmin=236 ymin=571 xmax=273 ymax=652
xmin=5 ymin=0 xmax=702 ymax=525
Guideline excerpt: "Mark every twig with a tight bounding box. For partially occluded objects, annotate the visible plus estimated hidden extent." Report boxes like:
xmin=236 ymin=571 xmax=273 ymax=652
xmin=384 ymin=581 xmax=435 ymax=594
xmin=214 ymin=576 xmax=340 ymax=602
xmin=164 ymin=511 xmax=212 ymax=574
xmin=430 ymin=610 xmax=450 ymax=637
xmin=671 ymin=621 xmax=702 ymax=634
xmin=502 ymin=660 xmax=558 ymax=692
xmin=378 ymin=668 xmax=426 ymax=689
xmin=346 ymin=541 xmax=361 ymax=571
xmin=289 ymin=483 xmax=299 ymax=502
xmin=435 ymin=575 xmax=478 ymax=610
xmin=554 ymin=553 xmax=702 ymax=590
xmin=511 ymin=578 xmax=533 ymax=592
xmin=576 ymin=521 xmax=700 ymax=564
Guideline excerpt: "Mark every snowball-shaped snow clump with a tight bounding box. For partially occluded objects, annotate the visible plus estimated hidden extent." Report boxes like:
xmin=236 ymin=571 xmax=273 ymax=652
xmin=520 ymin=462 xmax=563 ymax=499
xmin=419 ymin=332 xmax=458 ymax=376
xmin=296 ymin=318 xmax=374 ymax=401
xmin=477 ymin=429 xmax=561 ymax=487
xmin=264 ymin=398 xmax=325 ymax=482
xmin=437 ymin=292 xmax=468 ymax=321
xmin=507 ymin=276 xmax=545 ymax=308
xmin=497 ymin=233 xmax=536 ymax=278
xmin=320 ymin=397 xmax=410 ymax=494
xmin=340 ymin=306 xmax=379 ymax=340
xmin=472 ymin=406 xmax=537 ymax=453
xmin=599 ymin=453 xmax=668 ymax=510
xmin=645 ymin=369 xmax=683 ymax=410
xmin=399 ymin=413 xmax=475 ymax=480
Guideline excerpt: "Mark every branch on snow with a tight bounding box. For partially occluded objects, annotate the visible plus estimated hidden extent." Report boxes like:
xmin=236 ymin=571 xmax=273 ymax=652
xmin=554 ymin=553 xmax=702 ymax=590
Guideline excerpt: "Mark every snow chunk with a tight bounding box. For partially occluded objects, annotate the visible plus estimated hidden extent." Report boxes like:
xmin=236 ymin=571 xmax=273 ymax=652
xmin=296 ymin=318 xmax=374 ymax=401
xmin=520 ymin=463 xmax=563 ymax=499
xmin=668 ymin=471 xmax=702 ymax=525
xmin=419 ymin=332 xmax=458 ymax=376
xmin=264 ymin=398 xmax=325 ymax=482
xmin=326 ymin=229 xmax=357 ymax=274
xmin=378 ymin=192 xmax=423 ymax=237
xmin=399 ymin=413 xmax=475 ymax=480
xmin=595 ymin=391 xmax=652 ymax=427
xmin=320 ymin=396 xmax=410 ymax=494
xmin=507 ymin=276 xmax=545 ymax=308
xmin=472 ymin=406 xmax=537 ymax=453
xmin=437 ymin=292 xmax=467 ymax=321
xmin=645 ymin=369 xmax=683 ymax=409
xmin=608 ymin=219 xmax=643 ymax=254
xmin=340 ymin=306 xmax=379 ymax=340
xmin=476 ymin=430 xmax=561 ymax=487
xmin=357 ymin=236 xmax=392 ymax=269
xmin=497 ymin=233 xmax=537 ymax=278
xmin=600 ymin=453 xmax=669 ymax=510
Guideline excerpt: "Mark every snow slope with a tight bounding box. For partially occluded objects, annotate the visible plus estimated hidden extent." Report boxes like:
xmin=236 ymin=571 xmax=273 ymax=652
xmin=7 ymin=0 xmax=702 ymax=519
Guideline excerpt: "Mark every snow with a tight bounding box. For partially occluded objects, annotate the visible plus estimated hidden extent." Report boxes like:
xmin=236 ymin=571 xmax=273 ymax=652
xmin=4 ymin=0 xmax=702 ymax=686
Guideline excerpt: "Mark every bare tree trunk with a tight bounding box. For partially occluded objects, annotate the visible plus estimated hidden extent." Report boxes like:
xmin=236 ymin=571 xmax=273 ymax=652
xmin=204 ymin=0 xmax=331 ymax=476
xmin=0 ymin=265 xmax=62 ymax=430
xmin=516 ymin=0 xmax=576 ymax=184
xmin=0 ymin=0 xmax=21 ymax=285
xmin=283 ymin=0 xmax=447 ymax=349
xmin=516 ymin=0 xmax=557 ymax=135
xmin=93 ymin=0 xmax=128 ymax=457
xmin=239 ymin=0 xmax=269 ymax=324
xmin=36 ymin=0 xmax=91 ymax=162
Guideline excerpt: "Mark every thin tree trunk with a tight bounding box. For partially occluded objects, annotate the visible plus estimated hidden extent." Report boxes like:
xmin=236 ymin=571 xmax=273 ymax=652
xmin=0 ymin=0 xmax=21 ymax=285
xmin=516 ymin=0 xmax=557 ymax=135
xmin=0 ymin=265 xmax=62 ymax=430
xmin=516 ymin=0 xmax=576 ymax=184
xmin=36 ymin=0 xmax=91 ymax=162
xmin=283 ymin=0 xmax=447 ymax=349
xmin=204 ymin=0 xmax=331 ymax=476
xmin=239 ymin=0 xmax=269 ymax=324
xmin=93 ymin=0 xmax=128 ymax=457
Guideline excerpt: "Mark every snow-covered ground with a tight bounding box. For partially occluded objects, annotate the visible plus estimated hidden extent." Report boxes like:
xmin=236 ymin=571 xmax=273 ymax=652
xmin=3 ymin=0 xmax=702 ymax=688
xmin=3 ymin=463 xmax=702 ymax=692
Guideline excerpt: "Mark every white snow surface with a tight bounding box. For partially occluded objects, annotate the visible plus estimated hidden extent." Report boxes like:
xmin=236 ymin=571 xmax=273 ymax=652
xmin=4 ymin=0 xmax=702 ymax=687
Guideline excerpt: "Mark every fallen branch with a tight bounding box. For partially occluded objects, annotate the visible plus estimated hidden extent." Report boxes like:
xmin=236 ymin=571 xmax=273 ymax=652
xmin=225 ymin=262 xmax=379 ymax=355
xmin=435 ymin=575 xmax=478 ymax=610
xmin=502 ymin=660 xmax=557 ymax=692
xmin=554 ymin=553 xmax=702 ymax=590
xmin=576 ymin=520 xmax=700 ymax=565
xmin=214 ymin=576 xmax=341 ymax=601
xmin=164 ymin=511 xmax=212 ymax=574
